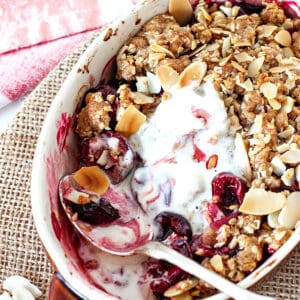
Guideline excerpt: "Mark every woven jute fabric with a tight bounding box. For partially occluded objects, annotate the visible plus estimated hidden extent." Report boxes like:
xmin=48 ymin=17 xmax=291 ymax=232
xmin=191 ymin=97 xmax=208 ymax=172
xmin=0 ymin=31 xmax=299 ymax=300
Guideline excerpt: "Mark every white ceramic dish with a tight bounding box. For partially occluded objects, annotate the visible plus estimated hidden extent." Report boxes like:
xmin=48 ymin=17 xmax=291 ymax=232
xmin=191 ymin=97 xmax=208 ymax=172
xmin=31 ymin=0 xmax=300 ymax=299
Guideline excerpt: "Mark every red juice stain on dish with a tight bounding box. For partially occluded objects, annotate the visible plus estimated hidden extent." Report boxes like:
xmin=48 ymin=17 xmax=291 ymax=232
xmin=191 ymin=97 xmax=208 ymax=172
xmin=56 ymin=112 xmax=73 ymax=152
xmin=89 ymin=74 xmax=95 ymax=86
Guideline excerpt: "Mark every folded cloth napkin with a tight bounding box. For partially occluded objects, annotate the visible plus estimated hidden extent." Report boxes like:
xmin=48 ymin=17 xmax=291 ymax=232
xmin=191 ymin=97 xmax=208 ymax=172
xmin=0 ymin=0 xmax=140 ymax=108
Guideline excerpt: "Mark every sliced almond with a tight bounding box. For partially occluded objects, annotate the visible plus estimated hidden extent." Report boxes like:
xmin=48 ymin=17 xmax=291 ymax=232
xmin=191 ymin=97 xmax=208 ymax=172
xmin=234 ymin=133 xmax=252 ymax=182
xmin=73 ymin=166 xmax=109 ymax=195
xmin=178 ymin=61 xmax=207 ymax=88
xmin=280 ymin=149 xmax=300 ymax=165
xmin=281 ymin=168 xmax=295 ymax=186
xmin=283 ymin=47 xmax=295 ymax=58
xmin=115 ymin=104 xmax=146 ymax=137
xmin=169 ymin=0 xmax=193 ymax=25
xmin=206 ymin=154 xmax=218 ymax=169
xmin=164 ymin=278 xmax=199 ymax=297
xmin=236 ymin=78 xmax=253 ymax=92
xmin=260 ymin=82 xmax=277 ymax=100
xmin=219 ymin=54 xmax=232 ymax=67
xmin=239 ymin=188 xmax=287 ymax=215
xmin=210 ymin=254 xmax=224 ymax=273
xmin=271 ymin=156 xmax=286 ymax=176
xmin=150 ymin=44 xmax=175 ymax=58
xmin=199 ymin=7 xmax=212 ymax=22
xmin=277 ymin=143 xmax=290 ymax=153
xmin=268 ymin=98 xmax=281 ymax=110
xmin=267 ymin=211 xmax=281 ymax=229
xmin=257 ymin=25 xmax=277 ymax=39
xmin=234 ymin=52 xmax=254 ymax=63
xmin=156 ymin=65 xmax=179 ymax=91
xmin=231 ymin=6 xmax=240 ymax=17
xmin=278 ymin=125 xmax=295 ymax=139
xmin=274 ymin=30 xmax=292 ymax=47
xmin=171 ymin=292 xmax=193 ymax=300
xmin=222 ymin=37 xmax=231 ymax=57
xmin=131 ymin=92 xmax=155 ymax=105
xmin=278 ymin=192 xmax=300 ymax=229
xmin=231 ymin=61 xmax=246 ymax=72
xmin=281 ymin=96 xmax=294 ymax=113
xmin=248 ymin=56 xmax=264 ymax=77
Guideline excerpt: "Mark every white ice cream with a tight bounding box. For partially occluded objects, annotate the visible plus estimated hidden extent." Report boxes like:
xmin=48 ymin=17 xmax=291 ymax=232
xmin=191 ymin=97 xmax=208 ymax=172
xmin=130 ymin=81 xmax=242 ymax=233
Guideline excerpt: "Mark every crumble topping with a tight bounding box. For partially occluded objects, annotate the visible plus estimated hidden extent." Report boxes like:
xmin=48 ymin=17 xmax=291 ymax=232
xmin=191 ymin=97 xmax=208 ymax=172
xmin=72 ymin=1 xmax=300 ymax=298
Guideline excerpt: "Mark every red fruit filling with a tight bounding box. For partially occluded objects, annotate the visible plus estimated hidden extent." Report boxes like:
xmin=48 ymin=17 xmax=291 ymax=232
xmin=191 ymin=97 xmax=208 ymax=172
xmin=154 ymin=212 xmax=193 ymax=241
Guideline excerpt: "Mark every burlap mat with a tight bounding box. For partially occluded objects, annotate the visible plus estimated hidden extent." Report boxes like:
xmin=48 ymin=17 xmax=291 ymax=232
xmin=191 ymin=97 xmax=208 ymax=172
xmin=0 ymin=30 xmax=299 ymax=300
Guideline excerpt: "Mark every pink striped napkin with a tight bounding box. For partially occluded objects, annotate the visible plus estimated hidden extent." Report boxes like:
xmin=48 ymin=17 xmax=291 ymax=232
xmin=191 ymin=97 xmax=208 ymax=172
xmin=0 ymin=0 xmax=140 ymax=108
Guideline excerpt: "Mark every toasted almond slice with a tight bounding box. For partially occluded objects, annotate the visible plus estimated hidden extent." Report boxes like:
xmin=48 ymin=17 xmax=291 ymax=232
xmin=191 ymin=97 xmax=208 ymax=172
xmin=210 ymin=28 xmax=230 ymax=35
xmin=248 ymin=56 xmax=264 ymax=77
xmin=281 ymin=168 xmax=295 ymax=186
xmin=257 ymin=25 xmax=277 ymax=39
xmin=283 ymin=47 xmax=295 ymax=58
xmin=232 ymin=6 xmax=240 ymax=17
xmin=231 ymin=61 xmax=246 ymax=72
xmin=131 ymin=92 xmax=155 ymax=105
xmin=271 ymin=156 xmax=286 ymax=176
xmin=281 ymin=96 xmax=294 ymax=113
xmin=150 ymin=44 xmax=175 ymax=58
xmin=267 ymin=211 xmax=281 ymax=228
xmin=116 ymin=104 xmax=146 ymax=137
xmin=239 ymin=188 xmax=287 ymax=215
xmin=234 ymin=133 xmax=252 ymax=182
xmin=278 ymin=125 xmax=295 ymax=139
xmin=260 ymin=82 xmax=277 ymax=100
xmin=210 ymin=254 xmax=224 ymax=273
xmin=171 ymin=292 xmax=193 ymax=300
xmin=280 ymin=149 xmax=300 ymax=165
xmin=274 ymin=30 xmax=292 ymax=47
xmin=222 ymin=37 xmax=231 ymax=57
xmin=73 ymin=166 xmax=110 ymax=195
xmin=268 ymin=98 xmax=281 ymax=110
xmin=234 ymin=52 xmax=254 ymax=63
xmin=178 ymin=61 xmax=207 ymax=88
xmin=164 ymin=278 xmax=199 ymax=297
xmin=278 ymin=192 xmax=300 ymax=229
xmin=236 ymin=78 xmax=253 ymax=92
xmin=219 ymin=54 xmax=232 ymax=67
xmin=156 ymin=65 xmax=179 ymax=91
xmin=169 ymin=0 xmax=193 ymax=25
xmin=199 ymin=7 xmax=212 ymax=22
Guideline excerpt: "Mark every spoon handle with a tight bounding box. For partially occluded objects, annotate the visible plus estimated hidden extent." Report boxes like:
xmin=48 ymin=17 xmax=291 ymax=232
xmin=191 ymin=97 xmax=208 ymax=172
xmin=140 ymin=241 xmax=276 ymax=300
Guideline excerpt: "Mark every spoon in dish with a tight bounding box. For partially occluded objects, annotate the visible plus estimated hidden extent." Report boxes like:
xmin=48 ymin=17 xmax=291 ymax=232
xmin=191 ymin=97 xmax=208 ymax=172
xmin=59 ymin=173 xmax=275 ymax=300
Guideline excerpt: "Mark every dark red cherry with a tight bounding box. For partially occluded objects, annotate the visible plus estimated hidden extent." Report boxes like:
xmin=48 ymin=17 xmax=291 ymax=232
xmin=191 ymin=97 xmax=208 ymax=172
xmin=154 ymin=212 xmax=193 ymax=241
xmin=211 ymin=172 xmax=248 ymax=206
xmin=70 ymin=198 xmax=119 ymax=225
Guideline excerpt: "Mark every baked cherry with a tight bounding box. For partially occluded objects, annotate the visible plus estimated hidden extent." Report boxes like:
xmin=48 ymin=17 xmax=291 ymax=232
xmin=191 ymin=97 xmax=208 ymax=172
xmin=81 ymin=131 xmax=135 ymax=184
xmin=145 ymin=259 xmax=188 ymax=294
xmin=70 ymin=198 xmax=120 ymax=225
xmin=154 ymin=211 xmax=193 ymax=241
xmin=211 ymin=172 xmax=248 ymax=206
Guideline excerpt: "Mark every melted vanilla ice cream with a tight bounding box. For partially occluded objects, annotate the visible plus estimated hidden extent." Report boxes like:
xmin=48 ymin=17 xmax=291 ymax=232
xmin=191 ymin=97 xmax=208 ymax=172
xmin=130 ymin=81 xmax=242 ymax=233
